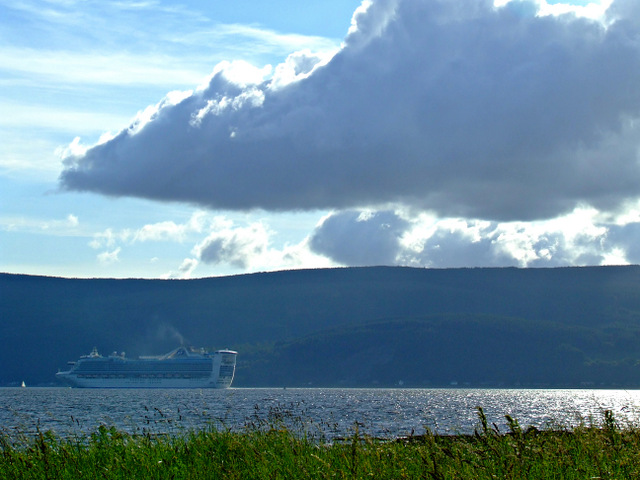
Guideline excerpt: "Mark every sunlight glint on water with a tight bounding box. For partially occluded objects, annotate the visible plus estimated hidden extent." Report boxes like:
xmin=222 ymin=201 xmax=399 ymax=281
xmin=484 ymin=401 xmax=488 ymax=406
xmin=2 ymin=388 xmax=640 ymax=439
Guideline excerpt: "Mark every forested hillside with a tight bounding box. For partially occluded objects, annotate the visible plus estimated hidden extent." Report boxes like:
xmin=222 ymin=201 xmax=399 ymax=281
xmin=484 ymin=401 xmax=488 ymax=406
xmin=2 ymin=266 xmax=640 ymax=387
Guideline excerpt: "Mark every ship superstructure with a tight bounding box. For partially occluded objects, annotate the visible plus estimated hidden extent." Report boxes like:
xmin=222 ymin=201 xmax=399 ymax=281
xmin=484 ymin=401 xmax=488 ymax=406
xmin=56 ymin=346 xmax=237 ymax=388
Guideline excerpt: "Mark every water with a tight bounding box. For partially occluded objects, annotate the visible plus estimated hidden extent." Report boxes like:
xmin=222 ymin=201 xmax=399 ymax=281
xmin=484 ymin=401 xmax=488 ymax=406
xmin=2 ymin=388 xmax=640 ymax=441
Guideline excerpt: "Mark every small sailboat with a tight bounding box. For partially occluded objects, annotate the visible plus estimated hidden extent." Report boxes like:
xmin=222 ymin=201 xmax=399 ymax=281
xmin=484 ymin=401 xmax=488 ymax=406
xmin=21 ymin=381 xmax=26 ymax=388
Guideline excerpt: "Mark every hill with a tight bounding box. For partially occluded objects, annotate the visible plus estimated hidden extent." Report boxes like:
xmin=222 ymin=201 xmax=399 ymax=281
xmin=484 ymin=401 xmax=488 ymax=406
xmin=2 ymin=266 xmax=640 ymax=387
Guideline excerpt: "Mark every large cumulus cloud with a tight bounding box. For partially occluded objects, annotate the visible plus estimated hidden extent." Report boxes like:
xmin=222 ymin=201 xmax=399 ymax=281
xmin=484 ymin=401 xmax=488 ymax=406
xmin=60 ymin=0 xmax=640 ymax=222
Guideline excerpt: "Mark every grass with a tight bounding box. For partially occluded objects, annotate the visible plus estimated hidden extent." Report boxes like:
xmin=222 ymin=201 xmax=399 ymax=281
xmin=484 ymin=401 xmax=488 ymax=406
xmin=2 ymin=408 xmax=640 ymax=479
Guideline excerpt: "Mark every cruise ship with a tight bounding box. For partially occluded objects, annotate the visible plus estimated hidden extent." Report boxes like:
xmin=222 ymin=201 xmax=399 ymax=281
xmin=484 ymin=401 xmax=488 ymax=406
xmin=56 ymin=346 xmax=237 ymax=388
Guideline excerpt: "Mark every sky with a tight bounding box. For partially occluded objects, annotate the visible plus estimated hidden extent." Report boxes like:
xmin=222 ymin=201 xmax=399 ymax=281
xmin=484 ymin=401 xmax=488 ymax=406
xmin=3 ymin=0 xmax=640 ymax=279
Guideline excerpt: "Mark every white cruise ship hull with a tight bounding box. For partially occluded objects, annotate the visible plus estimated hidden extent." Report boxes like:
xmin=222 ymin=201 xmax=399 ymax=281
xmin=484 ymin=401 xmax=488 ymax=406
xmin=56 ymin=347 xmax=237 ymax=389
xmin=57 ymin=376 xmax=231 ymax=389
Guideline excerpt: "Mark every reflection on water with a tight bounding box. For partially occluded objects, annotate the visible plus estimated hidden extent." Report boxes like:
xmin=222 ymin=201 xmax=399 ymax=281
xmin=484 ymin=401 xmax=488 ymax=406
xmin=1 ymin=388 xmax=640 ymax=439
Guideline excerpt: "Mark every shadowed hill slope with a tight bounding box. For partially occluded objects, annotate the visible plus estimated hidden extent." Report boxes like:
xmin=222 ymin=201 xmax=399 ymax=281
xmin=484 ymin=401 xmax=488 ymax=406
xmin=2 ymin=266 xmax=640 ymax=386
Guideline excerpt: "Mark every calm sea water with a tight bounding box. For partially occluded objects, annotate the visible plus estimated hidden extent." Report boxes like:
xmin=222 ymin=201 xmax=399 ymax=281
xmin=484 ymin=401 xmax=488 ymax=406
xmin=2 ymin=388 xmax=640 ymax=440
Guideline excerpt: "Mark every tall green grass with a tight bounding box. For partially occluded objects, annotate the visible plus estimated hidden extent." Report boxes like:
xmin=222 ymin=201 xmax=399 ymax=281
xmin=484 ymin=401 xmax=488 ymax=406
xmin=2 ymin=408 xmax=640 ymax=479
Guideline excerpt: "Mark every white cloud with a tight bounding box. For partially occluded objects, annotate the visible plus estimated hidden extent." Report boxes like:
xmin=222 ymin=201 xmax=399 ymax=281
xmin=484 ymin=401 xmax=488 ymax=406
xmin=0 ymin=47 xmax=207 ymax=87
xmin=0 ymin=101 xmax=129 ymax=134
xmin=308 ymin=207 xmax=637 ymax=268
xmin=89 ymin=211 xmax=210 ymax=249
xmin=183 ymin=24 xmax=340 ymax=60
xmin=66 ymin=214 xmax=78 ymax=227
xmin=89 ymin=228 xmax=127 ymax=250
xmin=1 ymin=213 xmax=81 ymax=235
xmin=190 ymin=220 xmax=336 ymax=273
xmin=133 ymin=219 xmax=197 ymax=243
xmin=270 ymin=49 xmax=336 ymax=89
xmin=164 ymin=258 xmax=199 ymax=279
xmin=494 ymin=0 xmax=613 ymax=19
xmin=276 ymin=238 xmax=337 ymax=270
xmin=83 ymin=211 xmax=330 ymax=275
xmin=38 ymin=213 xmax=79 ymax=231
xmin=97 ymin=247 xmax=121 ymax=265
xmin=193 ymin=221 xmax=272 ymax=269
xmin=535 ymin=1 xmax=613 ymax=19
xmin=59 ymin=0 xmax=640 ymax=225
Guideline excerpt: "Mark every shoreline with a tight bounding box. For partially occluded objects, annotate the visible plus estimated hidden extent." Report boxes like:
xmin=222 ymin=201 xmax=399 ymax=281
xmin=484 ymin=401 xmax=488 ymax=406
xmin=2 ymin=410 xmax=639 ymax=479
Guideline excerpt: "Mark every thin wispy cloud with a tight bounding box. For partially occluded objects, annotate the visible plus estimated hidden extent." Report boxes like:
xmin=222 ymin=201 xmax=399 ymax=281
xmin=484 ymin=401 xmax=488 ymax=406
xmin=0 ymin=48 xmax=206 ymax=87
xmin=1 ymin=0 xmax=342 ymax=178
xmin=89 ymin=211 xmax=211 ymax=249
xmin=0 ymin=100 xmax=128 ymax=132
xmin=1 ymin=213 xmax=80 ymax=235
xmin=176 ymin=24 xmax=340 ymax=56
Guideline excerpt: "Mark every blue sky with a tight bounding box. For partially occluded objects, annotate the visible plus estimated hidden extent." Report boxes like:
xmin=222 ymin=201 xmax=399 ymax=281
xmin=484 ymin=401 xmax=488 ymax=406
xmin=4 ymin=0 xmax=639 ymax=279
